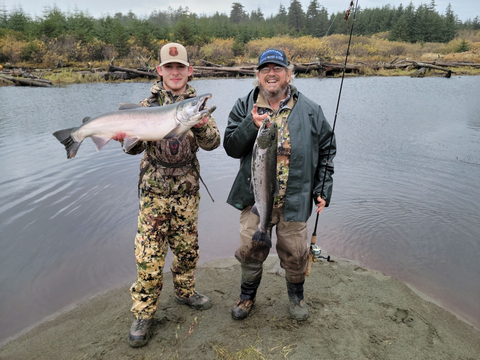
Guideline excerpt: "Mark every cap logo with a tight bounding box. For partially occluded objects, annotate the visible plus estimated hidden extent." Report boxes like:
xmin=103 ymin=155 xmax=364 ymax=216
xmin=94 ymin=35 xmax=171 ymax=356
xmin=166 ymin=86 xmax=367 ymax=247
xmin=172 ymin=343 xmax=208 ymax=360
xmin=169 ymin=47 xmax=178 ymax=57
xmin=259 ymin=50 xmax=284 ymax=63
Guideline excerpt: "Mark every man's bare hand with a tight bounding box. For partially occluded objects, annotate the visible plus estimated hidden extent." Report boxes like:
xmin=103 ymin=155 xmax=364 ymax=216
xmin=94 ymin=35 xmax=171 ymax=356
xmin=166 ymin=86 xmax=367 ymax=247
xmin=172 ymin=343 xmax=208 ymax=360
xmin=252 ymin=104 xmax=269 ymax=128
xmin=315 ymin=197 xmax=326 ymax=214
xmin=193 ymin=116 xmax=209 ymax=129
xmin=112 ymin=132 xmax=126 ymax=142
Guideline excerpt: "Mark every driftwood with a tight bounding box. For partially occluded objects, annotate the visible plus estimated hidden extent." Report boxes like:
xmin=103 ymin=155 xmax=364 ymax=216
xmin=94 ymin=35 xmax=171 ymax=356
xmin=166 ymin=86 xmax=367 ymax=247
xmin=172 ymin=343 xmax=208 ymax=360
xmin=103 ymin=61 xmax=360 ymax=79
xmin=409 ymin=60 xmax=480 ymax=69
xmin=98 ymin=58 xmax=480 ymax=81
xmin=199 ymin=60 xmax=223 ymax=68
xmin=106 ymin=65 xmax=157 ymax=80
xmin=412 ymin=61 xmax=456 ymax=72
xmin=375 ymin=60 xmax=411 ymax=70
xmin=411 ymin=61 xmax=455 ymax=78
xmin=1 ymin=58 xmax=477 ymax=87
xmin=193 ymin=66 xmax=255 ymax=77
xmin=293 ymin=61 xmax=360 ymax=76
xmin=0 ymin=75 xmax=53 ymax=87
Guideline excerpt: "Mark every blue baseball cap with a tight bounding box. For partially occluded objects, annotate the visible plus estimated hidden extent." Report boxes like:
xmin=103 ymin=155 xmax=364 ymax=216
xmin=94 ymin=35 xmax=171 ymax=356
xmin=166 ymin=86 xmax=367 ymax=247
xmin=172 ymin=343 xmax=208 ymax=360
xmin=257 ymin=48 xmax=288 ymax=69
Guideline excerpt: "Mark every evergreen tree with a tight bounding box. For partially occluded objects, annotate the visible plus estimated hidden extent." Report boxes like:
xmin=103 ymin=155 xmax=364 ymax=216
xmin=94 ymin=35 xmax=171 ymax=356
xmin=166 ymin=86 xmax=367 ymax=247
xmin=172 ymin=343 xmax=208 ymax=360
xmin=39 ymin=6 xmax=67 ymax=38
xmin=0 ymin=2 xmax=7 ymax=28
xmin=473 ymin=16 xmax=480 ymax=30
xmin=268 ymin=4 xmax=288 ymax=36
xmin=6 ymin=7 xmax=31 ymax=34
xmin=277 ymin=4 xmax=288 ymax=23
xmin=209 ymin=12 xmax=233 ymax=38
xmin=174 ymin=14 xmax=199 ymax=46
xmin=250 ymin=7 xmax=264 ymax=22
xmin=68 ymin=9 xmax=95 ymax=43
xmin=456 ymin=39 xmax=469 ymax=52
xmin=306 ymin=0 xmax=329 ymax=37
xmin=288 ymin=0 xmax=305 ymax=35
xmin=131 ymin=19 xmax=154 ymax=49
xmin=390 ymin=13 xmax=410 ymax=42
xmin=441 ymin=3 xmax=456 ymax=42
xmin=111 ymin=18 xmax=130 ymax=57
xmin=230 ymin=3 xmax=247 ymax=24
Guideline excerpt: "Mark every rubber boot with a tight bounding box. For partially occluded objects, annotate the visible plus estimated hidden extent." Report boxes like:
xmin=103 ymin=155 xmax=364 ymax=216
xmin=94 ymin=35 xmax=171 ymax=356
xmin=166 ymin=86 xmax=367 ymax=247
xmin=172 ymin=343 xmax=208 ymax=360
xmin=231 ymin=278 xmax=261 ymax=320
xmin=286 ymin=280 xmax=308 ymax=321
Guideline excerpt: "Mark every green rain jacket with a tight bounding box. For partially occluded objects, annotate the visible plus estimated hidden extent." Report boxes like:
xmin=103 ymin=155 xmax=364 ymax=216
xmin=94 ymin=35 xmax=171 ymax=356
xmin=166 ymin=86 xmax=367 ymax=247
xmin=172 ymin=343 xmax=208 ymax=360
xmin=224 ymin=86 xmax=336 ymax=223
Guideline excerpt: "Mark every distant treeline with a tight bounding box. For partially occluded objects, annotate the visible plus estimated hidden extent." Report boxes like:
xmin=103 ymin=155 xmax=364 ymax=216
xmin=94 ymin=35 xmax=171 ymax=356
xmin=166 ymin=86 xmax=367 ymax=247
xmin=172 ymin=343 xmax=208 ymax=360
xmin=1 ymin=1 xmax=479 ymax=65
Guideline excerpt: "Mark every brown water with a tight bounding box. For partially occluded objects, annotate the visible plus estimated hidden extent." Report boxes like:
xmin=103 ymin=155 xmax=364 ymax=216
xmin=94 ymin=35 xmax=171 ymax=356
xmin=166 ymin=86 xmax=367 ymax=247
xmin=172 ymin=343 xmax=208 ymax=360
xmin=1 ymin=77 xmax=479 ymax=344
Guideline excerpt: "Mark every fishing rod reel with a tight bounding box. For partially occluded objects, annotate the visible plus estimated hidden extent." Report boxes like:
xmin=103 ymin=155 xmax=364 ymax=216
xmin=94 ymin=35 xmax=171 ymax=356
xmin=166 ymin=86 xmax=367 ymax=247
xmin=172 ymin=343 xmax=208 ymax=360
xmin=310 ymin=243 xmax=331 ymax=262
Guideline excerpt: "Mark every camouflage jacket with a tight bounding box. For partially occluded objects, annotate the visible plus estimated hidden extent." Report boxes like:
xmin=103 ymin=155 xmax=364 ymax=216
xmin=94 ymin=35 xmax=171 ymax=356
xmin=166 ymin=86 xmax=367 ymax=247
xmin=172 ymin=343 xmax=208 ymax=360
xmin=126 ymin=82 xmax=221 ymax=195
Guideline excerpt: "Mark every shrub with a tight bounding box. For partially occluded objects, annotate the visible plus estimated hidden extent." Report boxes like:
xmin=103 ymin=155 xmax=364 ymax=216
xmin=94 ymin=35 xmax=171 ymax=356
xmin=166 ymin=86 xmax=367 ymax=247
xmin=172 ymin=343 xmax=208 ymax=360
xmin=199 ymin=38 xmax=234 ymax=65
xmin=21 ymin=39 xmax=46 ymax=62
xmin=0 ymin=35 xmax=28 ymax=62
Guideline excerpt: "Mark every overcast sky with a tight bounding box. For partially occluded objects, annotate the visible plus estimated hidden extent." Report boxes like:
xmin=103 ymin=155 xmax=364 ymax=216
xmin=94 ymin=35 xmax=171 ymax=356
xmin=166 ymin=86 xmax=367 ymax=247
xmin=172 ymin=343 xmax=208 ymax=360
xmin=1 ymin=0 xmax=478 ymax=22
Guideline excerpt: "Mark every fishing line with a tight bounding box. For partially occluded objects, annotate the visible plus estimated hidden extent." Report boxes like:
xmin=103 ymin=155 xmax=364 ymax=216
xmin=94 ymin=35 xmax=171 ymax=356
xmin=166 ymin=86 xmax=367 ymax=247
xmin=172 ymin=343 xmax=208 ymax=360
xmin=324 ymin=13 xmax=337 ymax=37
xmin=307 ymin=0 xmax=359 ymax=273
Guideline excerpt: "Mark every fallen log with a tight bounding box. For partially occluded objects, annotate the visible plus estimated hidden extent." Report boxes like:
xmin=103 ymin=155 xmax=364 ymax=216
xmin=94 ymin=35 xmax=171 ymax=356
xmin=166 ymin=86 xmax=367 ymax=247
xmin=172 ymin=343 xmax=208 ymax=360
xmin=0 ymin=75 xmax=53 ymax=87
xmin=107 ymin=65 xmax=157 ymax=79
xmin=199 ymin=60 xmax=223 ymax=68
xmin=408 ymin=60 xmax=480 ymax=69
xmin=193 ymin=66 xmax=255 ymax=77
xmin=411 ymin=61 xmax=455 ymax=78
xmin=375 ymin=62 xmax=411 ymax=70
xmin=412 ymin=61 xmax=456 ymax=73
xmin=293 ymin=61 xmax=360 ymax=76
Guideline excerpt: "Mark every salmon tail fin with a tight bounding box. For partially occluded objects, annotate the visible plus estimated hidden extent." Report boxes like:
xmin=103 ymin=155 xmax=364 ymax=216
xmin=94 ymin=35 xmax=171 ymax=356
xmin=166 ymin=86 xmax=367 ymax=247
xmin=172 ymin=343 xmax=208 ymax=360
xmin=53 ymin=128 xmax=82 ymax=159
xmin=252 ymin=230 xmax=272 ymax=247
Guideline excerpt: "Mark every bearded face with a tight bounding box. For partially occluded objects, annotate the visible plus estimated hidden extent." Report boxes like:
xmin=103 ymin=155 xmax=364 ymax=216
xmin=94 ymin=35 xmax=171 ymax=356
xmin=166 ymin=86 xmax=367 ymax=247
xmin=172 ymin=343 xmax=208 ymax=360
xmin=257 ymin=65 xmax=292 ymax=103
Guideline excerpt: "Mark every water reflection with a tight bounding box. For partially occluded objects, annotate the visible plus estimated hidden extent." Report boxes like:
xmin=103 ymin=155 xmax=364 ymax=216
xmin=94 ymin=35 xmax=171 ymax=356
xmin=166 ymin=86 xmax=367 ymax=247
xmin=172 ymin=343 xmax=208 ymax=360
xmin=1 ymin=76 xmax=479 ymax=344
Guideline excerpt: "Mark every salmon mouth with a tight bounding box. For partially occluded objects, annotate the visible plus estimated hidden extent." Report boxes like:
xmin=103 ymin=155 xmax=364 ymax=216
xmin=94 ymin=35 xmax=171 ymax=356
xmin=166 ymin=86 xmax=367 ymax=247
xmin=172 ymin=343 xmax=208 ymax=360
xmin=198 ymin=94 xmax=212 ymax=111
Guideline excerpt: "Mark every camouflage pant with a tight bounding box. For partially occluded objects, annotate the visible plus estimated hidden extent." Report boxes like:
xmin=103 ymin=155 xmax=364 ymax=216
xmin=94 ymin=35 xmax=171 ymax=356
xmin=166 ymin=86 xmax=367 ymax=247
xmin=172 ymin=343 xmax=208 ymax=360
xmin=130 ymin=189 xmax=200 ymax=319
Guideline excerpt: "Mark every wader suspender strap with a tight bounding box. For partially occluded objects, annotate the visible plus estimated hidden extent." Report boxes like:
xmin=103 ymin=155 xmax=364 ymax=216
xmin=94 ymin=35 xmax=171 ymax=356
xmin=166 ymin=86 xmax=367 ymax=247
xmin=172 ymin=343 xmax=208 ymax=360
xmin=137 ymin=157 xmax=215 ymax=202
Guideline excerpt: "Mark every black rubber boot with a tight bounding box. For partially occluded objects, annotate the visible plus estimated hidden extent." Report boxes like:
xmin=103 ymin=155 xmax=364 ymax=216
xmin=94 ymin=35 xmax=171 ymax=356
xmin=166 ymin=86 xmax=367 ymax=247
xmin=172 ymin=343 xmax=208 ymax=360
xmin=231 ymin=278 xmax=261 ymax=320
xmin=286 ymin=280 xmax=308 ymax=321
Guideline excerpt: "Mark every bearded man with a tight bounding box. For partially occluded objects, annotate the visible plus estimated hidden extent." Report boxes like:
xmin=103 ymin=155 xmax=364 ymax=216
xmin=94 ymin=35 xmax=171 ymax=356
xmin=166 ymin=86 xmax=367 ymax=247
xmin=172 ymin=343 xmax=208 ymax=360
xmin=224 ymin=48 xmax=336 ymax=321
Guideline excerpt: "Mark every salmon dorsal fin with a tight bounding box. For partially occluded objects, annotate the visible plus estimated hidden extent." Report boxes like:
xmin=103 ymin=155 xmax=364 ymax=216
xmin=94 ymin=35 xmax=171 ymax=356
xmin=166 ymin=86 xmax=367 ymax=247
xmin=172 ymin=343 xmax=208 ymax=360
xmin=118 ymin=103 xmax=142 ymax=110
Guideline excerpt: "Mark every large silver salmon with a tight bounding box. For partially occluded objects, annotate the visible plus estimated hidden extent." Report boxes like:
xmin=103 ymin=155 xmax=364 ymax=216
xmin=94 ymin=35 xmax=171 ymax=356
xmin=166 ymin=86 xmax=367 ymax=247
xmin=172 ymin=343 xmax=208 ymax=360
xmin=53 ymin=94 xmax=216 ymax=159
xmin=251 ymin=121 xmax=278 ymax=247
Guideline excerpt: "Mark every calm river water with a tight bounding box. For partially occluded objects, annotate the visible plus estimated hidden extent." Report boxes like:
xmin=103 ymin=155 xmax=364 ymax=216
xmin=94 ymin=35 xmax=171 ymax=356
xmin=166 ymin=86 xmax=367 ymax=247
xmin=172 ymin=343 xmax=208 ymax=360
xmin=1 ymin=76 xmax=479 ymax=344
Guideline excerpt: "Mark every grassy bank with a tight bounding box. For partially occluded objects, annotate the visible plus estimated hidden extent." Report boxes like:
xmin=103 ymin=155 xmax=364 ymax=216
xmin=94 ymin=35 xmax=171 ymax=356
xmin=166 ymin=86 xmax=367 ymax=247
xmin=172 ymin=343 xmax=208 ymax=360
xmin=2 ymin=32 xmax=480 ymax=85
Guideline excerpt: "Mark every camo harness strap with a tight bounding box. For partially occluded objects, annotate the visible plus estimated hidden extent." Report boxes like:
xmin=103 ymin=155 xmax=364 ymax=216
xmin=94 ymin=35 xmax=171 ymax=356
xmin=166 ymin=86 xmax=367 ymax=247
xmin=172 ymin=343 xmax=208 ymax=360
xmin=137 ymin=157 xmax=214 ymax=202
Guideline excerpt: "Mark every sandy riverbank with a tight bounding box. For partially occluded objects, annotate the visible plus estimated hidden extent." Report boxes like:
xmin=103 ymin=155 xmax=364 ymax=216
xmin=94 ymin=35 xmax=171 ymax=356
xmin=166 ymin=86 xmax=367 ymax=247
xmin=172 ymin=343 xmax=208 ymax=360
xmin=1 ymin=256 xmax=479 ymax=359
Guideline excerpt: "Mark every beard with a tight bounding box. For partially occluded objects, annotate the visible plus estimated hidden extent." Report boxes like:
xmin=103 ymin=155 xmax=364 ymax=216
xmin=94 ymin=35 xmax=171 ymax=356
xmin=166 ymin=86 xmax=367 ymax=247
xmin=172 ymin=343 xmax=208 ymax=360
xmin=259 ymin=78 xmax=289 ymax=103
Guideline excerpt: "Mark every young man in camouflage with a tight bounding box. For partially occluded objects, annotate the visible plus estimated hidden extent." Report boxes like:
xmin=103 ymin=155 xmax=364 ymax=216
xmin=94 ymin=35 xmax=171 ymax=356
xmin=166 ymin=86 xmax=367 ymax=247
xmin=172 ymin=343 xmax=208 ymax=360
xmin=114 ymin=43 xmax=220 ymax=347
xmin=224 ymin=48 xmax=335 ymax=321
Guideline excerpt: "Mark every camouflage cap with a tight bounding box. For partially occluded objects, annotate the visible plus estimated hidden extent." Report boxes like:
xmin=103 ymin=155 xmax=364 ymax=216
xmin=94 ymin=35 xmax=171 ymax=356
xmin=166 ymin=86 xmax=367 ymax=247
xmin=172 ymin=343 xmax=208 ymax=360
xmin=159 ymin=43 xmax=189 ymax=67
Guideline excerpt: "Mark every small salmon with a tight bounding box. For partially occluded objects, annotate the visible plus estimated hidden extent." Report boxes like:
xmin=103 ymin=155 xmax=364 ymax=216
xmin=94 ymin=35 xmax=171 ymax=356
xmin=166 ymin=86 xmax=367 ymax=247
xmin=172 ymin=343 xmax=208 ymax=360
xmin=251 ymin=121 xmax=278 ymax=247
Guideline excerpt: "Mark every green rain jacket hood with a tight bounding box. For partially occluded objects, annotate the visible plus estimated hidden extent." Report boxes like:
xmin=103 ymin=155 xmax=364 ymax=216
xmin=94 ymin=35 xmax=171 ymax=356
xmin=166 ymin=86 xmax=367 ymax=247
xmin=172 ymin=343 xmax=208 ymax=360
xmin=224 ymin=86 xmax=336 ymax=223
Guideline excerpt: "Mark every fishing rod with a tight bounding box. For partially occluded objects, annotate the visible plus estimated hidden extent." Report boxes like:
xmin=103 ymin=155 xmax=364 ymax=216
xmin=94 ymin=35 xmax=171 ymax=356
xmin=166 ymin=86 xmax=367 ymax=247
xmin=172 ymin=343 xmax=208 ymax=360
xmin=306 ymin=0 xmax=359 ymax=275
